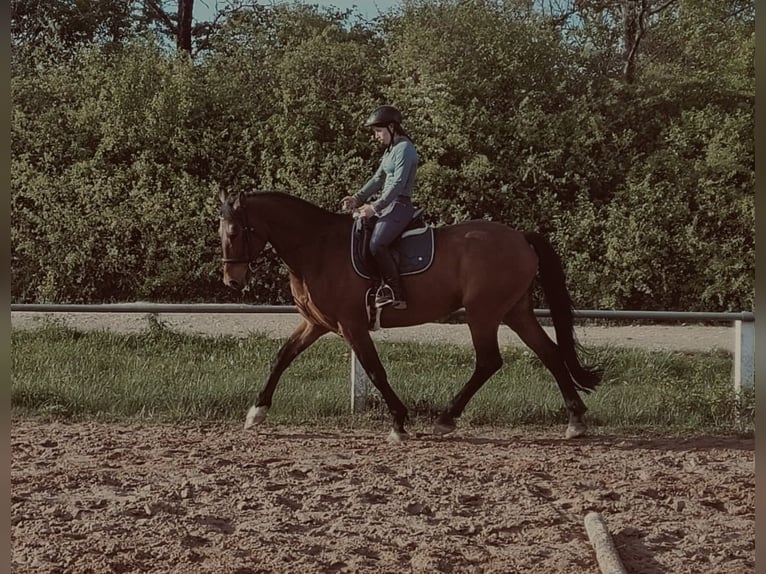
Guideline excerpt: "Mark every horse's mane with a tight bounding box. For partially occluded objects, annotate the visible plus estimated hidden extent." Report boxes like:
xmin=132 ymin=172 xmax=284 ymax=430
xmin=245 ymin=191 xmax=346 ymax=221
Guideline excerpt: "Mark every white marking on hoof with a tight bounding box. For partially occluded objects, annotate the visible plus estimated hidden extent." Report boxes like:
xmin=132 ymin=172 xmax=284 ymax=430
xmin=387 ymin=429 xmax=409 ymax=443
xmin=433 ymin=421 xmax=456 ymax=436
xmin=565 ymin=422 xmax=587 ymax=439
xmin=244 ymin=405 xmax=269 ymax=430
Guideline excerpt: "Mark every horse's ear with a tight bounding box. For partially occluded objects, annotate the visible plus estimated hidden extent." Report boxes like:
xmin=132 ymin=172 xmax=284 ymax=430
xmin=233 ymin=191 xmax=246 ymax=211
xmin=219 ymin=188 xmax=228 ymax=204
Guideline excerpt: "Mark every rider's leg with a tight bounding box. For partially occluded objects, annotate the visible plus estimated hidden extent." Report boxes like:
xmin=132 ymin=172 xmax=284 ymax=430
xmin=368 ymin=202 xmax=413 ymax=309
xmin=370 ymin=243 xmax=406 ymax=308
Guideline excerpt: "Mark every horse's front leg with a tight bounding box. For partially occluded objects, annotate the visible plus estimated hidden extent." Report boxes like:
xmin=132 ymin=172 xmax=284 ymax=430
xmin=342 ymin=325 xmax=409 ymax=443
xmin=244 ymin=319 xmax=329 ymax=429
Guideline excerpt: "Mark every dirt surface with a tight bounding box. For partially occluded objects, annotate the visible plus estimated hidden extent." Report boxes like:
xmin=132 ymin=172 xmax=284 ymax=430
xmin=12 ymin=313 xmax=750 ymax=573
xmin=11 ymin=419 xmax=753 ymax=574
xmin=10 ymin=312 xmax=734 ymax=353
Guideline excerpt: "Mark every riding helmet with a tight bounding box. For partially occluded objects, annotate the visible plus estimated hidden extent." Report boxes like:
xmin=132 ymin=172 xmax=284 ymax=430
xmin=364 ymin=105 xmax=402 ymax=128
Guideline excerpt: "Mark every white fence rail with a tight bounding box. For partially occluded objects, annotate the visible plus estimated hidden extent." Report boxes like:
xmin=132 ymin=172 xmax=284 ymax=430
xmin=11 ymin=304 xmax=755 ymax=411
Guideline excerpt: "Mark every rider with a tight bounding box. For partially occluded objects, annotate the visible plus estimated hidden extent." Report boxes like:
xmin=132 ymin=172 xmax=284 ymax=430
xmin=341 ymin=105 xmax=418 ymax=310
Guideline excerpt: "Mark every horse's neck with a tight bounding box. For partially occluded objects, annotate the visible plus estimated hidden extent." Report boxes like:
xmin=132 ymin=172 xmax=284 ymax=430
xmin=254 ymin=196 xmax=342 ymax=274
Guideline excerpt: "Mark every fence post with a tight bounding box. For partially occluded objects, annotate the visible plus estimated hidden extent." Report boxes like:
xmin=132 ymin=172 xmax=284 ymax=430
xmin=351 ymin=352 xmax=372 ymax=412
xmin=733 ymin=319 xmax=755 ymax=395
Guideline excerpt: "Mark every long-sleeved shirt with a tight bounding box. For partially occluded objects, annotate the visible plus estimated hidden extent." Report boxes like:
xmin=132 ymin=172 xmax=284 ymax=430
xmin=354 ymin=138 xmax=418 ymax=216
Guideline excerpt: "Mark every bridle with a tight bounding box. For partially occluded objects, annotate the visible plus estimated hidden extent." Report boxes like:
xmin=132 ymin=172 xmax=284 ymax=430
xmin=220 ymin=208 xmax=264 ymax=271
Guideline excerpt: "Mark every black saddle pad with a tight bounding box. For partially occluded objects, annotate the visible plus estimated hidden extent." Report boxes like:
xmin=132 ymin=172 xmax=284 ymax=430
xmin=351 ymin=216 xmax=434 ymax=280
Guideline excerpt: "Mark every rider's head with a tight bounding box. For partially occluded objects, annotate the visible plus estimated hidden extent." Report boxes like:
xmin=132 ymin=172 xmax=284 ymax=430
xmin=364 ymin=105 xmax=409 ymax=148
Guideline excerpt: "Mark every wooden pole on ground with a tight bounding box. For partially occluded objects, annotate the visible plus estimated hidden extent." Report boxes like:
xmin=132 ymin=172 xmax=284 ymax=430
xmin=584 ymin=512 xmax=628 ymax=574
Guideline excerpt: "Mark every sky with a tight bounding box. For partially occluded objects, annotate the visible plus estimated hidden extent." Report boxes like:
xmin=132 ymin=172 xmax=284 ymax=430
xmin=194 ymin=0 xmax=404 ymax=22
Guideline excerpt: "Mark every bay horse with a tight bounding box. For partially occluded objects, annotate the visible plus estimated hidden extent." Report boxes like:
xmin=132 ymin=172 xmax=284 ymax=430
xmin=219 ymin=191 xmax=601 ymax=442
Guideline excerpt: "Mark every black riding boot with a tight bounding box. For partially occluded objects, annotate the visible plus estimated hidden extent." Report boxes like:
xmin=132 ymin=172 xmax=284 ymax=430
xmin=373 ymin=246 xmax=407 ymax=309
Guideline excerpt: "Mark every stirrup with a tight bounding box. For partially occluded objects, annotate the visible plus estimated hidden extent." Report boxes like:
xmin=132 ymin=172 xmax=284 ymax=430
xmin=375 ymin=284 xmax=407 ymax=310
xmin=375 ymin=285 xmax=394 ymax=308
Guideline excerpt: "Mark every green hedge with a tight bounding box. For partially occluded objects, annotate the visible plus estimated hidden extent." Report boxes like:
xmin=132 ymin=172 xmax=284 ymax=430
xmin=11 ymin=1 xmax=754 ymax=310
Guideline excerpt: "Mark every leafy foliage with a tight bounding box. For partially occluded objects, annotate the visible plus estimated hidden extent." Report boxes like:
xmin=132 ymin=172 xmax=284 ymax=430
xmin=10 ymin=0 xmax=754 ymax=310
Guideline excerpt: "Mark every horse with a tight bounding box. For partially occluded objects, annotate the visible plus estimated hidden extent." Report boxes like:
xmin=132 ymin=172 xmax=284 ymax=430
xmin=219 ymin=190 xmax=602 ymax=442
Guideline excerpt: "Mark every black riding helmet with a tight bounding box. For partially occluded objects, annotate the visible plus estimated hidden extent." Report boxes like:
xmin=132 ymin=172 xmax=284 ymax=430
xmin=365 ymin=105 xmax=406 ymax=150
xmin=364 ymin=105 xmax=402 ymax=128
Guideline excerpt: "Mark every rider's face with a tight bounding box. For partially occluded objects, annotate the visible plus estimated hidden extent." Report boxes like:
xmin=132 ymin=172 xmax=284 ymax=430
xmin=372 ymin=126 xmax=392 ymax=145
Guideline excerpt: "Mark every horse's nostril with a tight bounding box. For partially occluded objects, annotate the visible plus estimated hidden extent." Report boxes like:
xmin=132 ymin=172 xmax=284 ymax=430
xmin=228 ymin=280 xmax=241 ymax=291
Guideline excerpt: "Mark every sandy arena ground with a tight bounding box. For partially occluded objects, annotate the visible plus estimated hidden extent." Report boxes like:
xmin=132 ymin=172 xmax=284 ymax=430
xmin=11 ymin=420 xmax=753 ymax=574
xmin=11 ymin=313 xmax=752 ymax=573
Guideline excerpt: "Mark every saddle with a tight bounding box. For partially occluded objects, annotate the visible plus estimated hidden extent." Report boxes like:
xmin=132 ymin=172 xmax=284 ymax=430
xmin=351 ymin=209 xmax=434 ymax=280
xmin=351 ymin=210 xmax=434 ymax=330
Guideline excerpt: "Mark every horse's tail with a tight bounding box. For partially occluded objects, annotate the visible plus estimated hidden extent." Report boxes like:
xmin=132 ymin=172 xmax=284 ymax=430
xmin=523 ymin=231 xmax=603 ymax=392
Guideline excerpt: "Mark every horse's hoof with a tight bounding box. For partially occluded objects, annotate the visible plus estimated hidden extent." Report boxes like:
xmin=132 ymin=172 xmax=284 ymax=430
xmin=244 ymin=405 xmax=269 ymax=430
xmin=387 ymin=429 xmax=409 ymax=443
xmin=433 ymin=420 xmax=456 ymax=435
xmin=565 ymin=422 xmax=587 ymax=439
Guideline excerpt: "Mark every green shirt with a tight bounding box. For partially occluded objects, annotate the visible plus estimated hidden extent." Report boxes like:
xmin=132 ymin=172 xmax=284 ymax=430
xmin=354 ymin=138 xmax=418 ymax=216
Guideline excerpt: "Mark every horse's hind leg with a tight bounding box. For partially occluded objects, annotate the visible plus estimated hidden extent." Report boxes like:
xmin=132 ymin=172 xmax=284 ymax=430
xmin=434 ymin=314 xmax=503 ymax=435
xmin=504 ymin=300 xmax=588 ymax=439
xmin=244 ymin=319 xmax=329 ymax=430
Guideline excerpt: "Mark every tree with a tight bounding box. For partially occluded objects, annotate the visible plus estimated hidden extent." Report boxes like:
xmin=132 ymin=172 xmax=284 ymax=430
xmin=9 ymin=0 xmax=754 ymax=309
xmin=11 ymin=0 xmax=136 ymax=52
xmin=142 ymin=0 xmax=194 ymax=53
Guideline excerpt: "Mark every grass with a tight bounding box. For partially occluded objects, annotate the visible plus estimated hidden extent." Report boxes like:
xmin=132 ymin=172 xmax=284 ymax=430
xmin=11 ymin=320 xmax=754 ymax=435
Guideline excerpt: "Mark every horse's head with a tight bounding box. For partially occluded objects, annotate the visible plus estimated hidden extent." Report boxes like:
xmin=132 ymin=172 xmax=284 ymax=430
xmin=219 ymin=190 xmax=268 ymax=291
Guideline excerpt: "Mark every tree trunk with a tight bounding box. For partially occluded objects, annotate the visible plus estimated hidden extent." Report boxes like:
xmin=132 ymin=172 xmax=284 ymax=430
xmin=621 ymin=0 xmax=642 ymax=83
xmin=177 ymin=0 xmax=193 ymax=54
